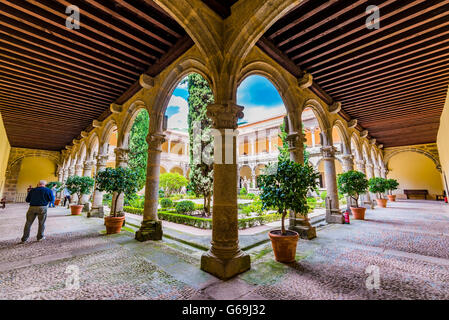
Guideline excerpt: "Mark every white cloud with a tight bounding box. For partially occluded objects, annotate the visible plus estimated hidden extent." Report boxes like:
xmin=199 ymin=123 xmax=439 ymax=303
xmin=241 ymin=103 xmax=286 ymax=123
xmin=167 ymin=95 xmax=188 ymax=129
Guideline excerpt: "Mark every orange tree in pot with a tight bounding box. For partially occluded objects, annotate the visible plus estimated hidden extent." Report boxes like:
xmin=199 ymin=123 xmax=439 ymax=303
xmin=337 ymin=170 xmax=369 ymax=220
xmin=46 ymin=181 xmax=62 ymax=205
xmin=258 ymin=159 xmax=319 ymax=263
xmin=386 ymin=179 xmax=399 ymax=202
xmin=368 ymin=177 xmax=389 ymax=208
xmin=95 ymin=167 xmax=140 ymax=235
xmin=65 ymin=176 xmax=95 ymax=215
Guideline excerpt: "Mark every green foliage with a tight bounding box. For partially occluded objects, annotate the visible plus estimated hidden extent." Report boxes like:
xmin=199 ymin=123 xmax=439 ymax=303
xmin=128 ymin=110 xmax=149 ymax=190
xmin=158 ymin=189 xmax=165 ymax=198
xmin=240 ymin=187 xmax=248 ymax=195
xmin=385 ymin=178 xmax=399 ymax=195
xmin=65 ymin=176 xmax=95 ymax=205
xmin=46 ymin=181 xmax=62 ymax=192
xmin=95 ymin=167 xmax=140 ymax=216
xmin=175 ymin=200 xmax=196 ymax=214
xmin=127 ymin=197 xmax=144 ymax=208
xmin=159 ymin=172 xmax=188 ymax=195
xmin=160 ymin=198 xmax=173 ymax=209
xmin=337 ymin=170 xmax=369 ymax=207
xmin=123 ymin=207 xmax=282 ymax=230
xmin=258 ymin=159 xmax=319 ymax=235
xmin=185 ymin=73 xmax=214 ymax=216
xmin=320 ymin=191 xmax=327 ymax=201
xmin=368 ymin=177 xmax=389 ymax=199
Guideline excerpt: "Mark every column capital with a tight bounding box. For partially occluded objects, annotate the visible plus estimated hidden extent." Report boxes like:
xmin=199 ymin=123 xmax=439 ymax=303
xmin=206 ymin=103 xmax=244 ymax=129
xmin=96 ymin=154 xmax=108 ymax=166
xmin=83 ymin=160 xmax=94 ymax=171
xmin=114 ymin=147 xmax=129 ymax=166
xmin=75 ymin=163 xmax=84 ymax=172
xmin=286 ymin=131 xmax=305 ymax=151
xmin=146 ymin=132 xmax=166 ymax=152
xmin=365 ymin=163 xmax=374 ymax=169
xmin=321 ymin=146 xmax=337 ymax=159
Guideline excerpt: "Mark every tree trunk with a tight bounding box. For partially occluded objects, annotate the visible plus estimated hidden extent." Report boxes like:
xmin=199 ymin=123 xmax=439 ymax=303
xmin=281 ymin=210 xmax=286 ymax=235
xmin=204 ymin=193 xmax=211 ymax=217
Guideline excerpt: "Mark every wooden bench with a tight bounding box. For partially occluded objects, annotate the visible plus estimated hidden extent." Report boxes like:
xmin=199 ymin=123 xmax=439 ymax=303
xmin=404 ymin=189 xmax=428 ymax=200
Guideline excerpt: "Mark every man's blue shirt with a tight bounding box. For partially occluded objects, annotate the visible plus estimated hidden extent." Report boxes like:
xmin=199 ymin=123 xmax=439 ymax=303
xmin=26 ymin=187 xmax=54 ymax=206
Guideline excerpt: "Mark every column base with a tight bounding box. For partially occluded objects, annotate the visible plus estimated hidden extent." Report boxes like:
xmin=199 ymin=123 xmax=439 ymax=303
xmin=135 ymin=220 xmax=163 ymax=241
xmin=88 ymin=206 xmax=105 ymax=218
xmin=289 ymin=218 xmax=316 ymax=239
xmin=82 ymin=202 xmax=92 ymax=213
xmin=326 ymin=209 xmax=345 ymax=224
xmin=201 ymin=249 xmax=251 ymax=280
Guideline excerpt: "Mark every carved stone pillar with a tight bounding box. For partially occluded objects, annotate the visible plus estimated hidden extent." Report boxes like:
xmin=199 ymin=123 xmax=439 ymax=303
xmin=88 ymin=155 xmax=108 ymax=218
xmin=68 ymin=166 xmax=74 ymax=177
xmin=341 ymin=154 xmax=354 ymax=172
xmin=62 ymin=169 xmax=68 ymax=183
xmin=355 ymin=160 xmax=371 ymax=205
xmin=135 ymin=133 xmax=165 ymax=241
xmin=381 ymin=168 xmax=387 ymax=179
xmin=74 ymin=163 xmax=83 ymax=176
xmin=322 ymin=146 xmax=344 ymax=224
xmin=341 ymin=154 xmax=356 ymax=208
xmin=365 ymin=163 xmax=376 ymax=205
xmin=287 ymin=130 xmax=316 ymax=239
xmin=80 ymin=160 xmax=94 ymax=209
xmin=111 ymin=147 xmax=129 ymax=214
xmin=374 ymin=166 xmax=381 ymax=178
xmin=200 ymin=103 xmax=250 ymax=280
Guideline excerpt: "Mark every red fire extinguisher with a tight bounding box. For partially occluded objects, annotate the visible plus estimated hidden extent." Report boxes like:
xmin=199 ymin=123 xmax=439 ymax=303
xmin=344 ymin=209 xmax=350 ymax=224
xmin=445 ymin=196 xmax=448 ymax=203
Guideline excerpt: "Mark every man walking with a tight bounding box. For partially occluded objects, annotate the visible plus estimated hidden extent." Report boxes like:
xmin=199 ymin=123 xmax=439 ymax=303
xmin=21 ymin=180 xmax=54 ymax=243
xmin=63 ymin=187 xmax=71 ymax=208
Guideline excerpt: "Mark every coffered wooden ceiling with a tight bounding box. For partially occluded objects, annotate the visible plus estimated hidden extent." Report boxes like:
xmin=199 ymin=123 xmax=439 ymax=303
xmin=0 ymin=0 xmax=192 ymax=150
xmin=1 ymin=0 xmax=448 ymax=151
xmin=261 ymin=0 xmax=449 ymax=148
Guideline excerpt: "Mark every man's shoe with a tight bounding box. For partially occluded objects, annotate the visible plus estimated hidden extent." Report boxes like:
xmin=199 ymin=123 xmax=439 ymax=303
xmin=20 ymin=239 xmax=28 ymax=244
xmin=37 ymin=237 xmax=46 ymax=241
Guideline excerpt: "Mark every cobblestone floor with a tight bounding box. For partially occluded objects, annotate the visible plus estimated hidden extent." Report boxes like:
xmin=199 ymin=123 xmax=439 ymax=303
xmin=1 ymin=200 xmax=448 ymax=300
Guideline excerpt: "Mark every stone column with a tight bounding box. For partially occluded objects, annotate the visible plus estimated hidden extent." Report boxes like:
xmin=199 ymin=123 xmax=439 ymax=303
xmin=74 ymin=163 xmax=83 ymax=176
xmin=135 ymin=132 xmax=165 ymax=241
xmin=366 ymin=163 xmax=376 ymax=202
xmin=62 ymin=169 xmax=68 ymax=183
xmin=381 ymin=168 xmax=387 ymax=179
xmin=251 ymin=170 xmax=256 ymax=189
xmin=356 ymin=159 xmax=371 ymax=205
xmin=88 ymin=154 xmax=108 ymax=218
xmin=287 ymin=131 xmax=317 ymax=239
xmin=341 ymin=154 xmax=356 ymax=208
xmin=68 ymin=166 xmax=74 ymax=177
xmin=322 ymin=146 xmax=344 ymax=224
xmin=250 ymin=138 xmax=255 ymax=155
xmin=374 ymin=166 xmax=381 ymax=178
xmin=311 ymin=128 xmax=316 ymax=147
xmin=111 ymin=147 xmax=129 ymax=214
xmin=81 ymin=160 xmax=94 ymax=210
xmin=200 ymin=103 xmax=250 ymax=280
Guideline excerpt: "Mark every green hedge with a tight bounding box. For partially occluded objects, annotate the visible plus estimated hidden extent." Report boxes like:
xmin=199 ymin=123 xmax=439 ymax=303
xmin=123 ymin=206 xmax=282 ymax=229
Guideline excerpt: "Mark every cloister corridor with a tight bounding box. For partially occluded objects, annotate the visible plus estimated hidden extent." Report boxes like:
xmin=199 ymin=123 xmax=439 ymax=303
xmin=1 ymin=200 xmax=448 ymax=300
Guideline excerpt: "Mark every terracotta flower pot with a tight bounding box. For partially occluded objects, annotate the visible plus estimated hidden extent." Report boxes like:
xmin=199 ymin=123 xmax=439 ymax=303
xmin=54 ymin=199 xmax=61 ymax=206
xmin=268 ymin=230 xmax=299 ymax=263
xmin=70 ymin=204 xmax=84 ymax=215
xmin=104 ymin=215 xmax=125 ymax=235
xmin=350 ymin=207 xmax=366 ymax=220
xmin=376 ymin=198 xmax=388 ymax=208
xmin=387 ymin=195 xmax=396 ymax=202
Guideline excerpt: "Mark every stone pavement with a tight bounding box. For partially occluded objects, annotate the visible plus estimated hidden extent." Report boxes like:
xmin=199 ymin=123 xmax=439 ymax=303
xmin=1 ymin=200 xmax=449 ymax=300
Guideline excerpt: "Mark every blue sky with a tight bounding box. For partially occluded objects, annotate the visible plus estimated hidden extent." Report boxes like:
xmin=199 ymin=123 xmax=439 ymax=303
xmin=166 ymin=75 xmax=286 ymax=129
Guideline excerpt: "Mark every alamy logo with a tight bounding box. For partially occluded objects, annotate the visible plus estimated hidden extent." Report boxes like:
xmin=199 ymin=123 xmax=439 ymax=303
xmin=366 ymin=5 xmax=380 ymax=30
xmin=66 ymin=5 xmax=80 ymax=30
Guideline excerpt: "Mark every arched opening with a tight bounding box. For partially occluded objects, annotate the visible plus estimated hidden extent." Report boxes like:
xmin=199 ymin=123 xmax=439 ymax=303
xmin=169 ymin=166 xmax=184 ymax=176
xmin=387 ymin=151 xmax=444 ymax=200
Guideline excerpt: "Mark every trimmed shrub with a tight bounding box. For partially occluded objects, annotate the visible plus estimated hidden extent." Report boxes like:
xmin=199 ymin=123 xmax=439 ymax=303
xmin=240 ymin=187 xmax=248 ymax=195
xmin=160 ymin=198 xmax=173 ymax=209
xmin=175 ymin=200 xmax=195 ymax=214
xmin=123 ymin=207 xmax=282 ymax=230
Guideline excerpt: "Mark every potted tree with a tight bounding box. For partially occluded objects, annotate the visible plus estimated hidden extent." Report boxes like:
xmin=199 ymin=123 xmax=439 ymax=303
xmin=337 ymin=170 xmax=369 ymax=220
xmin=258 ymin=159 xmax=319 ymax=263
xmin=46 ymin=181 xmax=62 ymax=206
xmin=95 ymin=167 xmax=139 ymax=234
xmin=65 ymin=176 xmax=95 ymax=215
xmin=368 ymin=177 xmax=389 ymax=208
xmin=386 ymin=179 xmax=399 ymax=202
